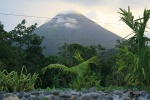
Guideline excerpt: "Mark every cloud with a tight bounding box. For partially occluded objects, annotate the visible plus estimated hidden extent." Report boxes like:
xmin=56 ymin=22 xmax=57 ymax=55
xmin=53 ymin=16 xmax=80 ymax=29
xmin=58 ymin=10 xmax=81 ymax=15
xmin=117 ymin=0 xmax=150 ymax=8
xmin=81 ymin=10 xmax=105 ymax=26
xmin=64 ymin=23 xmax=79 ymax=29
xmin=59 ymin=0 xmax=150 ymax=10
xmin=56 ymin=17 xmax=66 ymax=24
xmin=55 ymin=17 xmax=78 ymax=24
xmin=60 ymin=0 xmax=114 ymax=6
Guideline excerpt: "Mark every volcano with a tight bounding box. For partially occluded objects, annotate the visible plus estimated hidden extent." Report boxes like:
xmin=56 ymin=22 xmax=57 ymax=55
xmin=33 ymin=13 xmax=122 ymax=55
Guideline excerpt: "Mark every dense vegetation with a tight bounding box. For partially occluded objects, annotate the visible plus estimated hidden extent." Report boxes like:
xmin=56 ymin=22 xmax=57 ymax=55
xmin=0 ymin=7 xmax=150 ymax=92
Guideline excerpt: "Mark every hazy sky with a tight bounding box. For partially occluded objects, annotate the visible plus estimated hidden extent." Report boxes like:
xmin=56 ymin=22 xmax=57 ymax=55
xmin=0 ymin=0 xmax=150 ymax=38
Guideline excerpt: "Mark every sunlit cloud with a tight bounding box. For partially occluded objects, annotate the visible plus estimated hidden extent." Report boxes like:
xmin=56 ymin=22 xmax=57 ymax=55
xmin=52 ymin=15 xmax=80 ymax=29
xmin=79 ymin=9 xmax=105 ymax=26
xmin=64 ymin=22 xmax=79 ymax=29
xmin=58 ymin=10 xmax=81 ymax=15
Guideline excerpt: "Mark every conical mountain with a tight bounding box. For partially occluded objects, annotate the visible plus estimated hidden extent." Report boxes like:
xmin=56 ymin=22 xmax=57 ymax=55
xmin=33 ymin=13 xmax=122 ymax=55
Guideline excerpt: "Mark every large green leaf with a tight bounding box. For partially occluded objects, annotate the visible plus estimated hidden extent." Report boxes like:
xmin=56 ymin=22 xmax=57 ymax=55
xmin=42 ymin=56 xmax=99 ymax=76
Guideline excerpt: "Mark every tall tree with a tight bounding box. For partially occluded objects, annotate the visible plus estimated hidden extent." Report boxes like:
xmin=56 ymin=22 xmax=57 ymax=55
xmin=0 ymin=22 xmax=18 ymax=71
xmin=24 ymin=34 xmax=45 ymax=73
xmin=8 ymin=20 xmax=38 ymax=71
xmin=0 ymin=20 xmax=45 ymax=73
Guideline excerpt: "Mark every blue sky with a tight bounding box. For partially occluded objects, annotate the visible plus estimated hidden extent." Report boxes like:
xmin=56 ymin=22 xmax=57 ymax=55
xmin=0 ymin=0 xmax=150 ymax=38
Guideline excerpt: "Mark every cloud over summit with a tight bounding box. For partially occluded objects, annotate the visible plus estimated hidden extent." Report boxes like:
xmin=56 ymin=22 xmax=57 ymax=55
xmin=52 ymin=15 xmax=80 ymax=29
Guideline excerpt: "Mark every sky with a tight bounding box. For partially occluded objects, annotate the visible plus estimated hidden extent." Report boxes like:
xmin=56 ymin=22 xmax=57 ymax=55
xmin=0 ymin=0 xmax=150 ymax=38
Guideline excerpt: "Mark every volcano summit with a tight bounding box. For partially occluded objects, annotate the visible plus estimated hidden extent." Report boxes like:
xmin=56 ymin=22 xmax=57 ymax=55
xmin=33 ymin=12 xmax=122 ymax=55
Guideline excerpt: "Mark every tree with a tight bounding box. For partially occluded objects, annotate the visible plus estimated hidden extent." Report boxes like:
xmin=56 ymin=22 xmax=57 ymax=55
xmin=58 ymin=43 xmax=103 ymax=67
xmin=116 ymin=7 xmax=150 ymax=86
xmin=0 ymin=22 xmax=18 ymax=71
xmin=24 ymin=34 xmax=45 ymax=73
xmin=0 ymin=20 xmax=45 ymax=73
xmin=97 ymin=48 xmax=118 ymax=86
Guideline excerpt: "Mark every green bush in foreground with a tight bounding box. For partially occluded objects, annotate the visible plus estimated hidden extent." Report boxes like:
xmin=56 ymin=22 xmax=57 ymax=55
xmin=42 ymin=56 xmax=101 ymax=90
xmin=0 ymin=66 xmax=39 ymax=92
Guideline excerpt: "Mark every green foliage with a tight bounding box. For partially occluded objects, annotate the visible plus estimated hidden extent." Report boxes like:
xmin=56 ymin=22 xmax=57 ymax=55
xmin=117 ymin=7 xmax=150 ymax=86
xmin=0 ymin=20 xmax=46 ymax=73
xmin=42 ymin=56 xmax=100 ymax=89
xmin=45 ymin=55 xmax=60 ymax=65
xmin=96 ymin=49 xmax=118 ymax=86
xmin=23 ymin=34 xmax=45 ymax=73
xmin=58 ymin=43 xmax=102 ymax=67
xmin=37 ymin=87 xmax=42 ymax=91
xmin=36 ymin=97 xmax=48 ymax=100
xmin=116 ymin=46 xmax=139 ymax=84
xmin=72 ymin=70 xmax=100 ymax=91
xmin=35 ymin=55 xmax=60 ymax=88
xmin=0 ymin=66 xmax=38 ymax=92
xmin=0 ymin=22 xmax=18 ymax=70
xmin=139 ymin=84 xmax=150 ymax=93
xmin=45 ymin=87 xmax=51 ymax=91
xmin=102 ymin=85 xmax=126 ymax=92
xmin=42 ymin=56 xmax=99 ymax=76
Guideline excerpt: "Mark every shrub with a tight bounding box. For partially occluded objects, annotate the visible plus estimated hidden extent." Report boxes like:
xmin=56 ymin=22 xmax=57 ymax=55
xmin=0 ymin=66 xmax=39 ymax=92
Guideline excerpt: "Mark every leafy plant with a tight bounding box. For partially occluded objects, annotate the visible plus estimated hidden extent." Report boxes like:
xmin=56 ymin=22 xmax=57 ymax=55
xmin=36 ymin=87 xmax=42 ymax=91
xmin=116 ymin=46 xmax=138 ymax=84
xmin=0 ymin=70 xmax=8 ymax=91
xmin=103 ymin=85 xmax=126 ymax=92
xmin=0 ymin=66 xmax=39 ymax=92
xmin=58 ymin=43 xmax=102 ymax=67
xmin=72 ymin=70 xmax=100 ymax=91
xmin=117 ymin=7 xmax=150 ymax=86
xmin=36 ymin=96 xmax=48 ymax=100
xmin=42 ymin=56 xmax=100 ymax=89
xmin=45 ymin=87 xmax=51 ymax=91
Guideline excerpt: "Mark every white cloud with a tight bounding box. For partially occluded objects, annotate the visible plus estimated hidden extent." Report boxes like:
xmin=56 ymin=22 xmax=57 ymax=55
xmin=64 ymin=23 xmax=79 ymax=29
xmin=66 ymin=18 xmax=78 ymax=24
xmin=53 ymin=16 xmax=79 ymax=29
xmin=55 ymin=17 xmax=77 ymax=24
xmin=55 ymin=17 xmax=78 ymax=24
xmin=56 ymin=17 xmax=66 ymax=24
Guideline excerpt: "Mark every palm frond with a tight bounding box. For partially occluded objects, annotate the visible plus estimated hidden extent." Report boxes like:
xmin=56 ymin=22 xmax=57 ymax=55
xmin=119 ymin=7 xmax=134 ymax=30
xmin=42 ymin=56 xmax=99 ymax=76
xmin=71 ymin=56 xmax=99 ymax=76
xmin=42 ymin=64 xmax=72 ymax=74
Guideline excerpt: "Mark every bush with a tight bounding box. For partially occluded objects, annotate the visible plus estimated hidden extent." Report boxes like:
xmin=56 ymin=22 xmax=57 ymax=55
xmin=0 ymin=66 xmax=39 ymax=92
xmin=71 ymin=70 xmax=101 ymax=91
